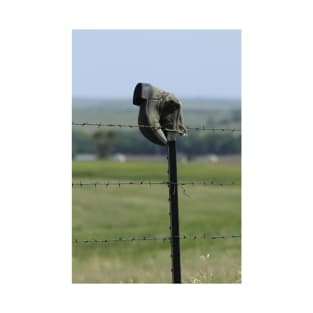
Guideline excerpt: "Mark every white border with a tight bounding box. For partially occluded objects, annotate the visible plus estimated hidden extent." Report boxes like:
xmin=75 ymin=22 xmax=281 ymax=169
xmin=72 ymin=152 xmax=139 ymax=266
xmin=1 ymin=1 xmax=312 ymax=312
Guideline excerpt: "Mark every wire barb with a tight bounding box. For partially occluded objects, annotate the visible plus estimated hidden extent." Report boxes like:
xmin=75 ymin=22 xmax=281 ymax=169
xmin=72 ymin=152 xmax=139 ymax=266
xmin=72 ymin=181 xmax=240 ymax=187
xmin=73 ymin=234 xmax=241 ymax=244
xmin=72 ymin=122 xmax=241 ymax=133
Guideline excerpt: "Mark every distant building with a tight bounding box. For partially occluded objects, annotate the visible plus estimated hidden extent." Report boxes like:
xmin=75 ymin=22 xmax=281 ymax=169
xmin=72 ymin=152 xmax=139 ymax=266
xmin=192 ymin=154 xmax=219 ymax=163
xmin=111 ymin=153 xmax=127 ymax=162
xmin=208 ymin=154 xmax=219 ymax=163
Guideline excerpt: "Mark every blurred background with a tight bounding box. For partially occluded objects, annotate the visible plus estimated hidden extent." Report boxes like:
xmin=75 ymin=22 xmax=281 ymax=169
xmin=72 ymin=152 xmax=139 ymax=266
xmin=72 ymin=30 xmax=241 ymax=283
xmin=72 ymin=29 xmax=241 ymax=163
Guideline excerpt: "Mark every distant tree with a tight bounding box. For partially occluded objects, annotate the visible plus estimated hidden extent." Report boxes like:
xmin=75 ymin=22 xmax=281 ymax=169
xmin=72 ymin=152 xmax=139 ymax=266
xmin=93 ymin=130 xmax=116 ymax=159
xmin=72 ymin=130 xmax=96 ymax=154
xmin=231 ymin=110 xmax=241 ymax=122
xmin=72 ymin=143 xmax=77 ymax=159
xmin=72 ymin=129 xmax=240 ymax=158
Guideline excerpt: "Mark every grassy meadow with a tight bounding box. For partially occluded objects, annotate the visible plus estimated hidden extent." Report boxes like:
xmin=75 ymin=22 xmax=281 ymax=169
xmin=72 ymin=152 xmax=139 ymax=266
xmin=72 ymin=159 xmax=241 ymax=283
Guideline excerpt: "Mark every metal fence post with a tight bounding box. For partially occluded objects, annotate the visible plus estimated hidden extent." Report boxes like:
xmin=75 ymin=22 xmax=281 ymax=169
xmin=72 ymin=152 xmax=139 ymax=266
xmin=167 ymin=132 xmax=182 ymax=283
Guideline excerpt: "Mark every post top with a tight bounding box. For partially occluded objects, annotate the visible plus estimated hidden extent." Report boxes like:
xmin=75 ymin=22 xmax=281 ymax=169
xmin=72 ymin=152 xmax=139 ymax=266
xmin=167 ymin=132 xmax=177 ymax=142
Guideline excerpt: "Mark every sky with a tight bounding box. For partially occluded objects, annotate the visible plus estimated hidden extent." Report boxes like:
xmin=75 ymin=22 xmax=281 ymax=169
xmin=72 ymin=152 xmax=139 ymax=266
xmin=72 ymin=30 xmax=241 ymax=99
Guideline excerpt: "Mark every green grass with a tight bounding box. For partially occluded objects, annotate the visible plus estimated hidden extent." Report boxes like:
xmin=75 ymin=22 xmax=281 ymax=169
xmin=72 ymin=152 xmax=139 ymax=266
xmin=72 ymin=160 xmax=241 ymax=283
xmin=72 ymin=160 xmax=241 ymax=182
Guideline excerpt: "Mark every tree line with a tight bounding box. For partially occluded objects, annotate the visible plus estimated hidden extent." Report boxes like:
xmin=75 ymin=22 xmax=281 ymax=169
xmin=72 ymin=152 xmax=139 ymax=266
xmin=72 ymin=129 xmax=241 ymax=159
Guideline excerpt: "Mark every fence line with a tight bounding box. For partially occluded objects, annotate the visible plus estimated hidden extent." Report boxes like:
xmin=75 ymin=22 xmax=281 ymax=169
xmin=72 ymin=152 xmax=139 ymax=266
xmin=72 ymin=119 xmax=241 ymax=282
xmin=73 ymin=234 xmax=241 ymax=244
xmin=72 ymin=181 xmax=240 ymax=188
xmin=72 ymin=122 xmax=241 ymax=133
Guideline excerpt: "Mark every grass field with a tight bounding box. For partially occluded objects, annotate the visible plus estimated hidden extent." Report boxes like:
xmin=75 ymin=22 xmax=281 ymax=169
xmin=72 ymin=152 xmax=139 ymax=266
xmin=72 ymin=159 xmax=241 ymax=283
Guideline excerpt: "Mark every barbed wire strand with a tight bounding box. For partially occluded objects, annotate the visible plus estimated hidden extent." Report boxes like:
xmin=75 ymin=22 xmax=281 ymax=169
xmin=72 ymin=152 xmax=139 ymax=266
xmin=73 ymin=234 xmax=241 ymax=244
xmin=72 ymin=122 xmax=241 ymax=133
xmin=72 ymin=181 xmax=240 ymax=188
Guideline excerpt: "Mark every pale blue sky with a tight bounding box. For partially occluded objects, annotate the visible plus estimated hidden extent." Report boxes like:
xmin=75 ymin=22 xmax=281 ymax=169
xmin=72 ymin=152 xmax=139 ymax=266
xmin=72 ymin=30 xmax=241 ymax=99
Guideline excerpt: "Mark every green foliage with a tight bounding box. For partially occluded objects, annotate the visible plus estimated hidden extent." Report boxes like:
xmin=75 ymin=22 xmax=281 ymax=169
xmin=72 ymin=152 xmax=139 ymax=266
xmin=72 ymin=130 xmax=96 ymax=155
xmin=177 ymin=132 xmax=241 ymax=156
xmin=72 ymin=130 xmax=241 ymax=157
xmin=72 ymin=101 xmax=241 ymax=158
xmin=93 ymin=130 xmax=116 ymax=159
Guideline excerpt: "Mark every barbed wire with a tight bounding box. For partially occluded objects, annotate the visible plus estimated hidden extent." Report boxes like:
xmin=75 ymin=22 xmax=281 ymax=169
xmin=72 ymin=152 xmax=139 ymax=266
xmin=72 ymin=122 xmax=241 ymax=133
xmin=72 ymin=181 xmax=240 ymax=188
xmin=73 ymin=234 xmax=241 ymax=244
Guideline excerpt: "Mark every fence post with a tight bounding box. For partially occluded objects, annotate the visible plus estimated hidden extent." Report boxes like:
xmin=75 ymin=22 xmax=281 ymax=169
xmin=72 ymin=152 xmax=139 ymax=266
xmin=167 ymin=132 xmax=182 ymax=283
